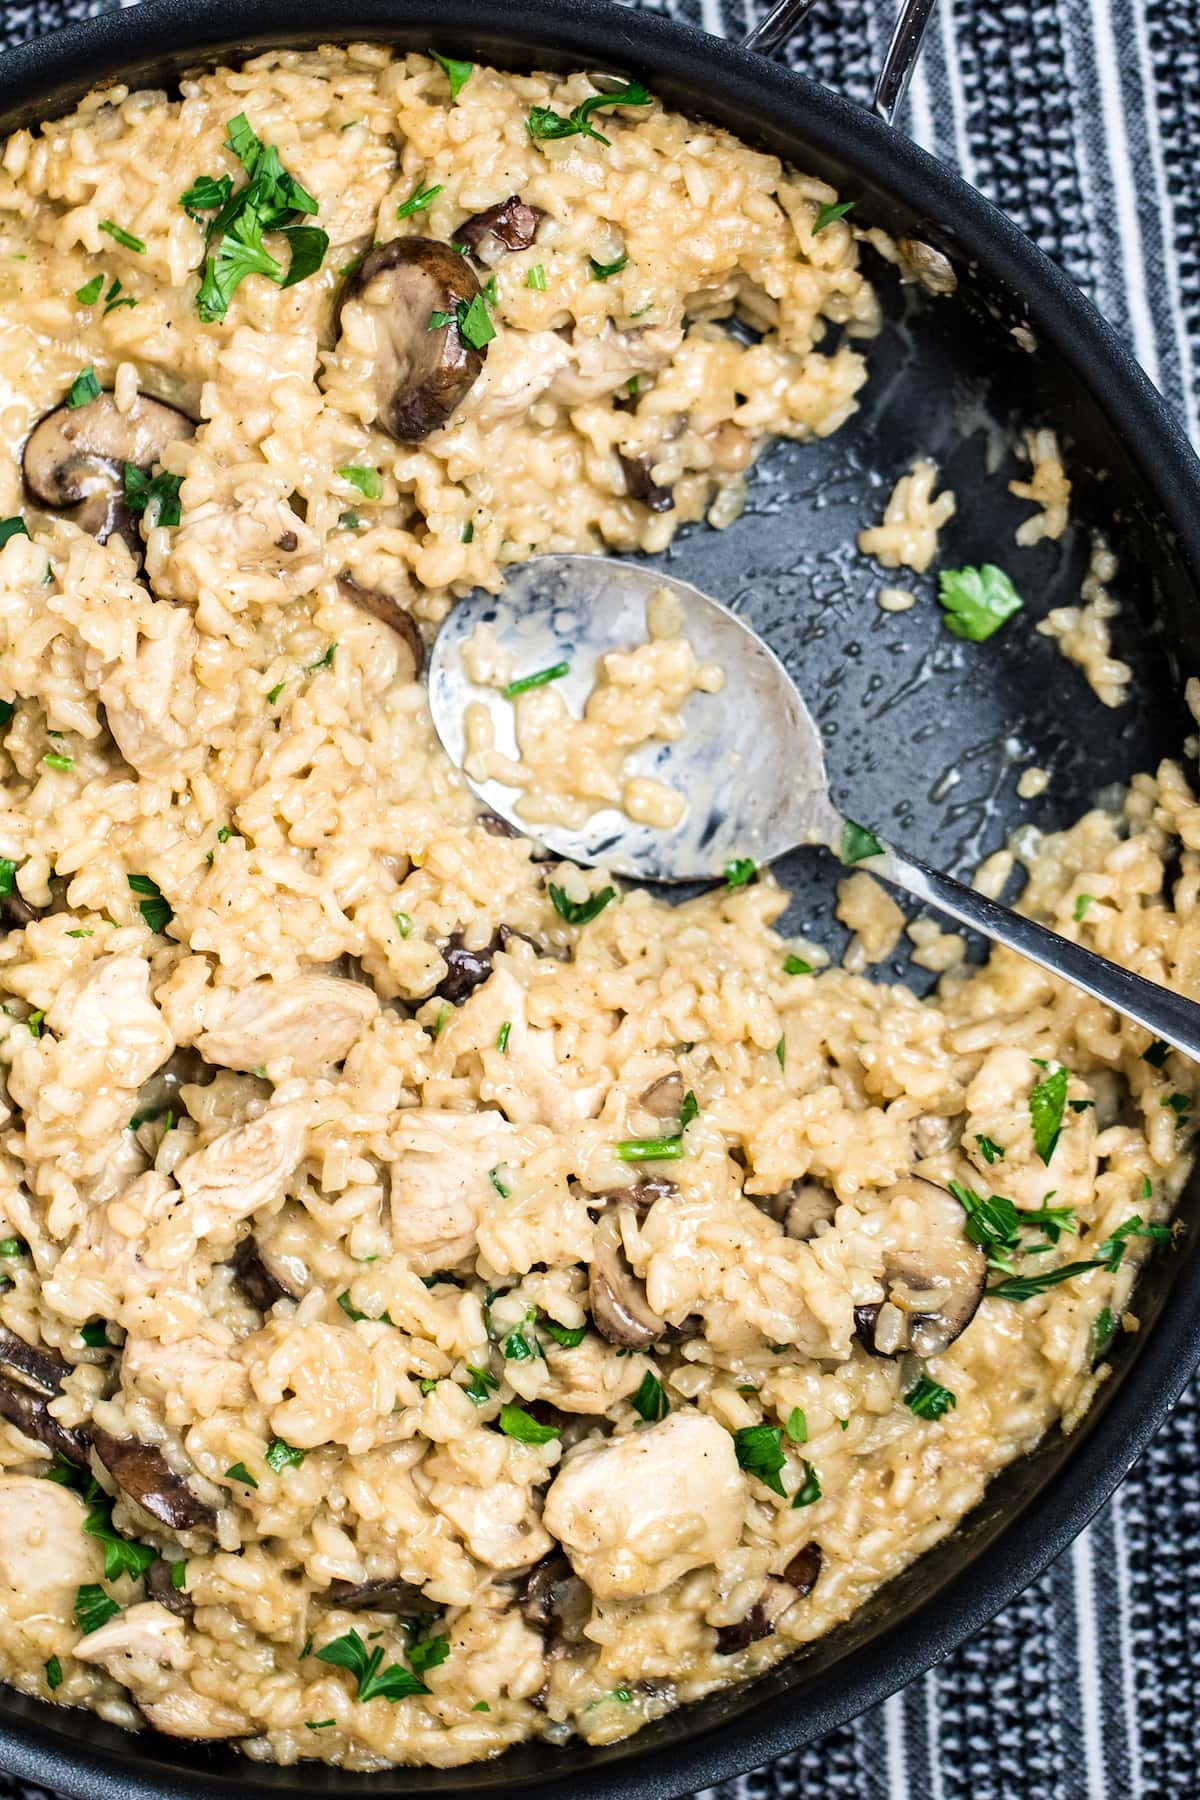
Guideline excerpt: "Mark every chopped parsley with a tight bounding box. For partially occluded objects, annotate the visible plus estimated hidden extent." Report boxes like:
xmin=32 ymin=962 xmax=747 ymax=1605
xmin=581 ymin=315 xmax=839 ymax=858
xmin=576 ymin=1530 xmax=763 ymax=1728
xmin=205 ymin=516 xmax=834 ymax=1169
xmin=489 ymin=1167 xmax=510 ymax=1198
xmin=1162 ymin=1092 xmax=1191 ymax=1120
xmin=79 ymin=1319 xmax=110 ymax=1348
xmin=337 ymin=1292 xmax=368 ymax=1321
xmin=461 ymin=520 xmax=474 ymax=543
xmin=0 ymin=859 xmax=14 ymax=895
xmin=66 ymin=928 xmax=93 ymax=938
xmin=541 ymin=1315 xmax=587 ymax=1349
xmin=840 ymin=819 xmax=883 ymax=864
xmin=975 ymin=1134 xmax=1005 ymax=1164
xmin=937 ymin=564 xmax=1023 ymax=642
xmin=498 ymin=1402 xmax=560 ymax=1444
xmin=503 ymin=660 xmax=570 ymax=698
xmin=431 ymin=1004 xmax=451 ymax=1040
xmin=74 ymin=1583 xmax=119 ymax=1635
xmin=783 ymin=954 xmax=812 ymax=975
xmin=127 ymin=872 xmax=172 ymax=934
xmin=339 ymin=510 xmax=360 ymax=529
xmin=496 ymin=1020 xmax=511 ymax=1053
xmin=44 ymin=1655 xmax=63 ymax=1691
xmin=224 ymin=1461 xmax=258 ymax=1488
xmin=430 ymin=52 xmax=473 ymax=102
xmin=306 ymin=1719 xmax=334 ymax=1730
xmin=395 ymin=911 xmax=413 ymax=937
xmin=305 ymin=643 xmax=336 ymax=674
xmin=549 ymin=883 xmax=615 ymax=926
xmin=471 ymin=1699 xmax=490 ymax=1712
xmin=66 ymin=366 xmax=102 ymax=409
xmin=792 ymin=1460 xmax=822 ymax=1507
xmin=1030 ymin=1065 xmax=1069 ymax=1164
xmin=396 ymin=181 xmax=443 ymax=219
xmin=264 ymin=1438 xmax=306 ymax=1473
xmin=724 ymin=858 xmax=757 ymax=889
xmin=75 ymin=274 xmax=104 ymax=304
xmin=408 ymin=1633 xmax=450 ymax=1677
xmin=465 ymin=1363 xmax=499 ymax=1405
xmin=502 ymin=1310 xmax=538 ymax=1362
xmin=25 ymin=1009 xmax=44 ymax=1038
xmin=616 ymin=1088 xmax=698 ymax=1163
xmin=338 ymin=465 xmax=382 ymax=500
xmin=170 ymin=1561 xmax=187 ymax=1590
xmin=1073 ymin=894 xmax=1095 ymax=921
xmin=776 ymin=1035 xmax=787 ymax=1069
xmin=631 ymin=1369 xmax=669 ymax=1422
xmin=43 ymin=753 xmax=72 ymax=772
xmin=103 ymin=276 xmax=136 ymax=315
xmin=904 ymin=1376 xmax=957 ymax=1420
xmin=98 ymin=220 xmax=145 ymax=254
xmin=1142 ymin=1039 xmax=1170 ymax=1069
xmin=526 ymin=263 xmax=547 ymax=290
xmin=0 ymin=519 xmax=27 ymax=550
xmin=526 ymin=80 xmax=652 ymax=147
xmin=732 ymin=1423 xmax=786 ymax=1496
xmin=184 ymin=113 xmax=327 ymax=323
xmin=1092 ymin=1306 xmax=1115 ymax=1358
xmin=0 ymin=1237 xmax=25 ymax=1257
xmin=83 ymin=1495 xmax=156 ymax=1581
xmin=813 ymin=199 xmax=855 ymax=233
xmin=987 ymin=1259 xmax=1108 ymax=1301
xmin=785 ymin=1407 xmax=807 ymax=1444
xmin=589 ymin=251 xmax=628 ymax=280
xmin=316 ymin=1627 xmax=430 ymax=1701
xmin=124 ymin=464 xmax=183 ymax=527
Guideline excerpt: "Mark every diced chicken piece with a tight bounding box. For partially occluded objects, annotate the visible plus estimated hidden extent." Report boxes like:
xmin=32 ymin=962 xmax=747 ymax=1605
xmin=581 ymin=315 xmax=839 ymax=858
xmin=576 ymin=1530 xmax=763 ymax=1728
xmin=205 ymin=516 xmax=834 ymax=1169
xmin=194 ymin=975 xmax=377 ymax=1077
xmin=547 ymin=322 xmax=684 ymax=406
xmin=73 ymin=1601 xmax=249 ymax=1738
xmin=122 ymin=1331 xmax=251 ymax=1419
xmin=543 ymin=1411 xmax=743 ymax=1599
xmin=427 ymin=1476 xmax=553 ymax=1571
xmin=43 ymin=1171 xmax=183 ymax=1323
xmin=0 ymin=1477 xmax=102 ymax=1613
xmin=467 ymin=970 xmax=607 ymax=1131
xmin=540 ymin=1334 xmax=652 ymax=1415
xmin=388 ymin=1108 xmax=521 ymax=1275
xmin=45 ymin=955 xmax=173 ymax=1093
xmin=99 ymin=607 xmax=201 ymax=778
xmin=467 ymin=328 xmax=572 ymax=428
xmin=153 ymin=1101 xmax=310 ymax=1263
xmin=963 ymin=1046 xmax=1097 ymax=1210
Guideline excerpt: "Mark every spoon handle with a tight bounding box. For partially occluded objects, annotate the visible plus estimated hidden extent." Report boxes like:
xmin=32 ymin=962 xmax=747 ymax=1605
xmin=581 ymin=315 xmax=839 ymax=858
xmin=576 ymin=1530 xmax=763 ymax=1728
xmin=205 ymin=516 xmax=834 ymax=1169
xmin=878 ymin=841 xmax=1200 ymax=1061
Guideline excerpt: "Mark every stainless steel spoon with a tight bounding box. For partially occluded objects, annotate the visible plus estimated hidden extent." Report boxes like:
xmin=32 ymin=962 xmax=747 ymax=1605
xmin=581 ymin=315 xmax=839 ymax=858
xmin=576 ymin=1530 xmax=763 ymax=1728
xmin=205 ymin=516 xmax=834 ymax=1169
xmin=429 ymin=554 xmax=1200 ymax=1060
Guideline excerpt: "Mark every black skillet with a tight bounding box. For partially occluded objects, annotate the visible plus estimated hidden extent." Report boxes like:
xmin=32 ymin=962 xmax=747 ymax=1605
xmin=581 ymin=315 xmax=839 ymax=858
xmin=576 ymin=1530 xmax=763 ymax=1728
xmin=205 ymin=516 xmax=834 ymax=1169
xmin=0 ymin=2 xmax=1198 ymax=1796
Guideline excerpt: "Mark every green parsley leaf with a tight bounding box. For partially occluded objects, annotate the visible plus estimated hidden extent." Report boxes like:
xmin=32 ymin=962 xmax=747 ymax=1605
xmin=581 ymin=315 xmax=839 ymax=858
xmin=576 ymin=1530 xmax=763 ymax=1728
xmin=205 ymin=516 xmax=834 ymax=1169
xmin=79 ymin=1319 xmax=110 ymax=1348
xmin=987 ymin=1258 xmax=1108 ymax=1300
xmin=102 ymin=276 xmax=137 ymax=315
xmin=1163 ymin=1091 xmax=1191 ymax=1119
xmin=840 ymin=819 xmax=883 ymax=864
xmin=974 ymin=1134 xmax=1005 ymax=1165
xmin=498 ymin=1402 xmax=560 ymax=1444
xmin=1099 ymin=1213 xmax=1174 ymax=1268
xmin=338 ymin=465 xmax=382 ymax=499
xmin=99 ymin=220 xmax=145 ymax=254
xmin=465 ymin=1363 xmax=500 ymax=1405
xmin=526 ymin=80 xmax=652 ymax=147
xmin=813 ymin=199 xmax=855 ymax=232
xmin=776 ymin=1035 xmax=787 ymax=1069
xmin=44 ymin=1654 xmax=63 ymax=1690
xmin=496 ymin=1020 xmax=511 ymax=1053
xmin=783 ymin=954 xmax=812 ymax=975
xmin=461 ymin=520 xmax=474 ymax=542
xmin=1030 ymin=1065 xmax=1069 ymax=1164
xmin=785 ymin=1406 xmax=807 ymax=1444
xmin=1092 ymin=1305 xmax=1115 ymax=1358
xmin=74 ymin=1583 xmax=119 ymax=1635
xmin=503 ymin=661 xmax=570 ymax=698
xmin=395 ymin=911 xmax=413 ymax=938
xmin=127 ymin=872 xmax=172 ymax=934
xmin=0 ymin=859 xmax=14 ymax=897
xmin=724 ymin=858 xmax=757 ymax=889
xmin=904 ymin=1375 xmax=957 ymax=1420
xmin=306 ymin=1719 xmax=334 ymax=1730
xmin=431 ymin=1004 xmax=451 ymax=1040
xmin=615 ymin=1132 xmax=685 ymax=1163
xmin=471 ymin=1699 xmax=490 ymax=1712
xmin=180 ymin=173 xmax=233 ymax=216
xmin=264 ymin=1438 xmax=305 ymax=1473
xmin=266 ymin=680 xmax=286 ymax=705
xmin=339 ymin=510 xmax=360 ymax=529
xmin=25 ymin=1009 xmax=44 ymax=1037
xmin=305 ymin=643 xmax=336 ymax=674
xmin=489 ymin=1167 xmax=511 ymax=1198
xmin=397 ymin=181 xmax=444 ymax=219
xmin=631 ymin=1369 xmax=669 ymax=1422
xmin=224 ymin=1461 xmax=258 ymax=1488
xmin=937 ymin=564 xmax=1023 ymax=642
xmin=407 ymin=1633 xmax=450 ymax=1676
xmin=1073 ymin=894 xmax=1095 ymax=921
xmin=279 ymin=224 xmax=331 ymax=289
xmin=65 ymin=928 xmax=93 ymax=938
xmin=337 ymin=1291 xmax=368 ymax=1321
xmin=0 ymin=519 xmax=28 ymax=551
xmin=430 ymin=52 xmax=474 ymax=102
xmin=1142 ymin=1039 xmax=1170 ymax=1069
xmin=791 ymin=1460 xmax=822 ymax=1507
xmin=66 ymin=367 xmax=102 ymax=409
xmin=0 ymin=1237 xmax=25 ymax=1257
xmin=316 ymin=1627 xmax=430 ymax=1701
xmin=123 ymin=463 xmax=184 ymax=527
xmin=589 ymin=251 xmax=628 ymax=280
xmin=456 ymin=292 xmax=495 ymax=350
xmin=83 ymin=1497 xmax=156 ymax=1581
xmin=170 ymin=1561 xmax=187 ymax=1590
xmin=75 ymin=274 xmax=104 ymax=304
xmin=502 ymin=1312 xmax=538 ymax=1362
xmin=188 ymin=117 xmax=323 ymax=321
xmin=732 ymin=1423 xmax=786 ymax=1496
xmin=549 ymin=883 xmax=615 ymax=926
xmin=541 ymin=1315 xmax=587 ymax=1348
xmin=44 ymin=1453 xmax=101 ymax=1499
xmin=526 ymin=263 xmax=547 ymax=290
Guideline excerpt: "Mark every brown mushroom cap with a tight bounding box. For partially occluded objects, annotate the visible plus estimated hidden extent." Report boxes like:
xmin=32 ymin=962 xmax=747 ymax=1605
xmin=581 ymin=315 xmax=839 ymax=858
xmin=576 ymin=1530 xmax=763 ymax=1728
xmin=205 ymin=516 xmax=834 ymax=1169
xmin=145 ymin=1556 xmax=194 ymax=1620
xmin=588 ymin=1214 xmax=666 ymax=1348
xmin=715 ymin=1577 xmax=800 ymax=1654
xmin=455 ymin=197 xmax=545 ymax=267
xmin=22 ymin=389 xmax=195 ymax=548
xmin=638 ymin=1073 xmax=684 ymax=1122
xmin=336 ymin=238 xmax=488 ymax=442
xmin=0 ymin=1327 xmax=90 ymax=1461
xmin=92 ymin=1428 xmax=217 ymax=1534
xmin=321 ymin=1577 xmax=430 ymax=1614
xmin=586 ymin=1173 xmax=678 ymax=1216
xmin=781 ymin=1181 xmax=838 ymax=1242
xmin=782 ymin=1539 xmax=822 ymax=1596
xmin=853 ymin=1176 xmax=986 ymax=1359
xmin=519 ymin=1551 xmax=590 ymax=1642
xmin=230 ymin=1235 xmax=302 ymax=1313
xmin=336 ymin=575 xmax=423 ymax=679
xmin=618 ymin=451 xmax=674 ymax=514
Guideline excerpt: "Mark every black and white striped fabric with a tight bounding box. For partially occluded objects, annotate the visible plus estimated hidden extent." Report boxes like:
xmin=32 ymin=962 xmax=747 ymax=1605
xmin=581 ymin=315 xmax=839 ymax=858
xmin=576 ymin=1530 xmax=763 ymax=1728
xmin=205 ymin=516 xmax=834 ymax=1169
xmin=0 ymin=2 xmax=1196 ymax=1797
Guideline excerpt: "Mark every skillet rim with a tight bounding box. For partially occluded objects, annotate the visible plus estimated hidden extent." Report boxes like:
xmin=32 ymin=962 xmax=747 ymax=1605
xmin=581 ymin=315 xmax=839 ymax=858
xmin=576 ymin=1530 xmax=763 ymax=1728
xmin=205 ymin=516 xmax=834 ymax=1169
xmin=0 ymin=2 xmax=1197 ymax=1796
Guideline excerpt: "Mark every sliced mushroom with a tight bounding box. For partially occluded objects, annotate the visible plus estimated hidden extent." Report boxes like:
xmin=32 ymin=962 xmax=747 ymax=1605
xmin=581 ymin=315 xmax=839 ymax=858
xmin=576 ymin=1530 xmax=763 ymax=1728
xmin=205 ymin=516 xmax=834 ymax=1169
xmin=23 ymin=390 xmax=195 ymax=549
xmin=587 ymin=1173 xmax=678 ymax=1216
xmin=638 ymin=1073 xmax=684 ymax=1121
xmin=853 ymin=1176 xmax=986 ymax=1359
xmin=618 ymin=450 xmax=674 ymax=514
xmin=146 ymin=1556 xmax=194 ymax=1621
xmin=782 ymin=1539 xmax=822 ymax=1596
xmin=911 ymin=1113 xmax=959 ymax=1159
xmin=336 ymin=574 xmax=423 ymax=678
xmin=0 ymin=1324 xmax=72 ymax=1394
xmin=589 ymin=1214 xmax=666 ymax=1349
xmin=781 ymin=1181 xmax=838 ymax=1241
xmin=519 ymin=1551 xmax=591 ymax=1643
xmin=336 ymin=238 xmax=488 ymax=441
xmin=92 ymin=1429 xmax=217 ymax=1534
xmin=0 ymin=1329 xmax=93 ymax=1459
xmin=434 ymin=932 xmax=495 ymax=1005
xmin=229 ymin=1235 xmax=302 ymax=1313
xmin=455 ymin=197 xmax=545 ymax=267
xmin=715 ymin=1576 xmax=798 ymax=1654
xmin=479 ymin=810 xmax=519 ymax=839
xmin=2 ymin=890 xmax=41 ymax=928
xmin=321 ymin=1577 xmax=428 ymax=1613
xmin=896 ymin=237 xmax=958 ymax=296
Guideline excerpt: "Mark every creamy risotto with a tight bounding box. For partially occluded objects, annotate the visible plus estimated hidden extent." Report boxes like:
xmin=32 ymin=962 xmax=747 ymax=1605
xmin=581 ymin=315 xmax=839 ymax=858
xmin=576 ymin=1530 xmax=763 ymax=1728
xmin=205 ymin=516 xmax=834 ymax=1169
xmin=0 ymin=44 xmax=1192 ymax=1775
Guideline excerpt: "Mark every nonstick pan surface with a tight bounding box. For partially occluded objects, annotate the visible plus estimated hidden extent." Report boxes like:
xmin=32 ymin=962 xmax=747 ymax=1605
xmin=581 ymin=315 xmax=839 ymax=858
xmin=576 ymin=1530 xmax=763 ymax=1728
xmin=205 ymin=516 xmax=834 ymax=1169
xmin=0 ymin=3 xmax=1198 ymax=1796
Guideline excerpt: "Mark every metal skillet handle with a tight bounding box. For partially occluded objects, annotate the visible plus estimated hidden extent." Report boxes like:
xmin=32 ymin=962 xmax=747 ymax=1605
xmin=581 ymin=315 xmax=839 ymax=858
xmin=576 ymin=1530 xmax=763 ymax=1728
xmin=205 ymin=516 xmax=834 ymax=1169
xmin=877 ymin=841 xmax=1200 ymax=1061
xmin=742 ymin=0 xmax=935 ymax=125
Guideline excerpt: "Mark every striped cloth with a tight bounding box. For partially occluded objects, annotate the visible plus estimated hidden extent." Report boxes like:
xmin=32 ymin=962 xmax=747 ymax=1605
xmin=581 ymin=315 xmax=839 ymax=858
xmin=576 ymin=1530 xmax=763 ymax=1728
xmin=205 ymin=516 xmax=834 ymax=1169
xmin=0 ymin=3 xmax=1196 ymax=1798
